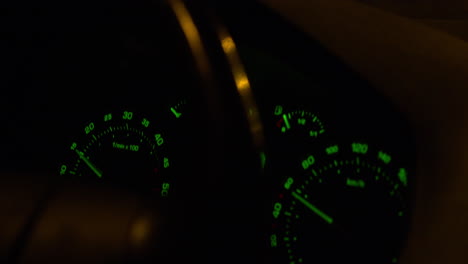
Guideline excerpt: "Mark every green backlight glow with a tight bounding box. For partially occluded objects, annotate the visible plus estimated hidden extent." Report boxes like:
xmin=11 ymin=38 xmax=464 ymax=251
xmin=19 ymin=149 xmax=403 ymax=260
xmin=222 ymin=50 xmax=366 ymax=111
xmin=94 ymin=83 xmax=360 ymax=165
xmin=59 ymin=165 xmax=67 ymax=175
xmin=161 ymin=182 xmax=170 ymax=197
xmin=284 ymin=177 xmax=294 ymax=190
xmin=260 ymin=152 xmax=267 ymax=169
xmin=346 ymin=178 xmax=365 ymax=188
xmin=398 ymin=168 xmax=408 ymax=186
xmin=104 ymin=113 xmax=112 ymax=122
xmin=84 ymin=122 xmax=95 ymax=135
xmin=112 ymin=142 xmax=139 ymax=152
xmin=170 ymin=107 xmax=182 ymax=118
xmin=283 ymin=114 xmax=291 ymax=130
xmin=292 ymin=192 xmax=333 ymax=224
xmin=155 ymin=134 xmax=164 ymax=146
xmin=273 ymin=202 xmax=283 ymax=219
xmin=326 ymin=145 xmax=339 ymax=155
xmin=274 ymin=105 xmax=283 ymax=115
xmin=141 ymin=118 xmax=150 ymax=128
xmin=352 ymin=143 xmax=368 ymax=154
xmin=378 ymin=151 xmax=392 ymax=164
xmin=301 ymin=155 xmax=315 ymax=170
xmin=62 ymin=110 xmax=172 ymax=197
xmin=270 ymin=234 xmax=278 ymax=248
xmin=123 ymin=111 xmax=133 ymax=120
xmin=70 ymin=142 xmax=77 ymax=151
xmin=75 ymin=149 xmax=103 ymax=178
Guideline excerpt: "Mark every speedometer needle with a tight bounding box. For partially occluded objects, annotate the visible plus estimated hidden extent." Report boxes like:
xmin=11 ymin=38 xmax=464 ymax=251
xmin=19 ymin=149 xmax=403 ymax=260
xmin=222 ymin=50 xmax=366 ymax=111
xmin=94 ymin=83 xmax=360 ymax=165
xmin=75 ymin=150 xmax=103 ymax=178
xmin=282 ymin=114 xmax=291 ymax=130
xmin=292 ymin=191 xmax=334 ymax=224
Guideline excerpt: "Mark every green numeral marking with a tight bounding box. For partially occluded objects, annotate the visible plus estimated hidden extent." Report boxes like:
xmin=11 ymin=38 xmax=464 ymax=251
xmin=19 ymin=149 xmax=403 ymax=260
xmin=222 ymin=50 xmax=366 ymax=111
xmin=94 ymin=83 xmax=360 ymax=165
xmin=284 ymin=177 xmax=294 ymax=190
xmin=274 ymin=105 xmax=283 ymax=115
xmin=129 ymin=145 xmax=139 ymax=152
xmin=161 ymin=182 xmax=170 ymax=197
xmin=378 ymin=151 xmax=392 ymax=164
xmin=104 ymin=113 xmax=112 ymax=122
xmin=352 ymin=143 xmax=368 ymax=154
xmin=123 ymin=111 xmax=133 ymax=120
xmin=270 ymin=234 xmax=278 ymax=248
xmin=301 ymin=155 xmax=315 ymax=170
xmin=59 ymin=165 xmax=67 ymax=175
xmin=85 ymin=122 xmax=94 ymax=135
xmin=141 ymin=118 xmax=150 ymax=128
xmin=273 ymin=202 xmax=282 ymax=219
xmin=346 ymin=178 xmax=365 ymax=188
xmin=70 ymin=142 xmax=77 ymax=151
xmin=155 ymin=134 xmax=164 ymax=146
xmin=398 ymin=168 xmax=408 ymax=186
xmin=326 ymin=145 xmax=339 ymax=155
xmin=309 ymin=131 xmax=318 ymax=137
xmin=163 ymin=157 xmax=170 ymax=168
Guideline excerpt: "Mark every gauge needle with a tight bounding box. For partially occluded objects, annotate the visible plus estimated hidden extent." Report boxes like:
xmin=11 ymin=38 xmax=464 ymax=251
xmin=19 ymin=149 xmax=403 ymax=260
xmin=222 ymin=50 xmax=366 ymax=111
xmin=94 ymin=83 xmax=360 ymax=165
xmin=282 ymin=114 xmax=291 ymax=130
xmin=75 ymin=150 xmax=103 ymax=178
xmin=170 ymin=107 xmax=182 ymax=118
xmin=292 ymin=191 xmax=334 ymax=224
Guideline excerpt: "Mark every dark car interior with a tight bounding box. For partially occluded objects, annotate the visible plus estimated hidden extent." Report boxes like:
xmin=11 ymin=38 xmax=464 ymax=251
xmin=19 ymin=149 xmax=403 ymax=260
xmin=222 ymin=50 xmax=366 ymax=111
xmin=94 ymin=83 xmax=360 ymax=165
xmin=1 ymin=0 xmax=467 ymax=263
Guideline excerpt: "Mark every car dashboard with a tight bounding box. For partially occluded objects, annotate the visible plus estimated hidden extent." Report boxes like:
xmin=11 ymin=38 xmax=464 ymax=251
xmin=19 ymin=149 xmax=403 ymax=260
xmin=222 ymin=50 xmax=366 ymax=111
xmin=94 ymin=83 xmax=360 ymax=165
xmin=1 ymin=1 xmax=421 ymax=263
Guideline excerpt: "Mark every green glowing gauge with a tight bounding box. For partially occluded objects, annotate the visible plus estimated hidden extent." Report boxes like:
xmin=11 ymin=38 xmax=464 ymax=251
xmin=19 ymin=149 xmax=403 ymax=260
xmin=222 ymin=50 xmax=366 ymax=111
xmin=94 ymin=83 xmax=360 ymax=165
xmin=170 ymin=99 xmax=187 ymax=119
xmin=59 ymin=110 xmax=171 ymax=197
xmin=273 ymin=105 xmax=325 ymax=138
xmin=270 ymin=142 xmax=411 ymax=264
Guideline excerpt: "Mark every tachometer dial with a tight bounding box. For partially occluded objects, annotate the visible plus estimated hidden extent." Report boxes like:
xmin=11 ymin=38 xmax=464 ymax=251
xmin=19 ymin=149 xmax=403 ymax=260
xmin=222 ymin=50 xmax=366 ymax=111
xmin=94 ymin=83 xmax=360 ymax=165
xmin=270 ymin=142 xmax=411 ymax=264
xmin=59 ymin=110 xmax=171 ymax=197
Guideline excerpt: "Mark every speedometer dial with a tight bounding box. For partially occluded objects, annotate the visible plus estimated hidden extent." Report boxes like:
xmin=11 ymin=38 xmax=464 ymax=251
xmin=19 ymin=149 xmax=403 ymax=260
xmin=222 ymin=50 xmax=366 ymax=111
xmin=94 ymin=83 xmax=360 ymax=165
xmin=59 ymin=110 xmax=171 ymax=197
xmin=269 ymin=142 xmax=411 ymax=264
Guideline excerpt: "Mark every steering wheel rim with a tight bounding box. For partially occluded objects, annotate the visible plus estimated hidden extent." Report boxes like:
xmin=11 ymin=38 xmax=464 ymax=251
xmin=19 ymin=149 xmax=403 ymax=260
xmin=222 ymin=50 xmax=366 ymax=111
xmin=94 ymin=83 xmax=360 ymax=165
xmin=162 ymin=1 xmax=270 ymax=263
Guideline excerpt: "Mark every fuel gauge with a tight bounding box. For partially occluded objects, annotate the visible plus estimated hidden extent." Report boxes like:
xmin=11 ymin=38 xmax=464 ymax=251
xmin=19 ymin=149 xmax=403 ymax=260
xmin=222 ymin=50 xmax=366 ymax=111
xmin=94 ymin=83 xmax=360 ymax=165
xmin=273 ymin=105 xmax=325 ymax=138
xmin=169 ymin=99 xmax=187 ymax=119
